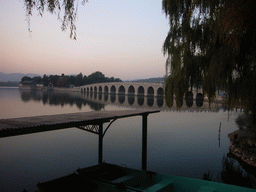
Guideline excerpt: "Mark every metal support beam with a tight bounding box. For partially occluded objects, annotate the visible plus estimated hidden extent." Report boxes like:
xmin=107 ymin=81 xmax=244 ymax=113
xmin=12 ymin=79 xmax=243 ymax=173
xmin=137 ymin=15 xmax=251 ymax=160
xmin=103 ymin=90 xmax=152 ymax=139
xmin=77 ymin=125 xmax=99 ymax=134
xmin=98 ymin=123 xmax=103 ymax=164
xmin=142 ymin=114 xmax=148 ymax=171
xmin=77 ymin=119 xmax=118 ymax=165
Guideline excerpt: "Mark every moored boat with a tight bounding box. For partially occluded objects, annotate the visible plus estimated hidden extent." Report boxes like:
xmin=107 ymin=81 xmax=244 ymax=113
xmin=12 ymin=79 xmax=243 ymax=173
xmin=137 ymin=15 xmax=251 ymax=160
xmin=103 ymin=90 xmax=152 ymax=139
xmin=37 ymin=163 xmax=256 ymax=192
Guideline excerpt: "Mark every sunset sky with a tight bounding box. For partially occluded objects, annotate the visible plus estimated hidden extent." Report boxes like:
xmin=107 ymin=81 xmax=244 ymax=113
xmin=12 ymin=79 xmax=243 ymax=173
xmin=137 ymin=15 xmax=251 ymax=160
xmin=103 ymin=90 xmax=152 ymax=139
xmin=0 ymin=0 xmax=169 ymax=80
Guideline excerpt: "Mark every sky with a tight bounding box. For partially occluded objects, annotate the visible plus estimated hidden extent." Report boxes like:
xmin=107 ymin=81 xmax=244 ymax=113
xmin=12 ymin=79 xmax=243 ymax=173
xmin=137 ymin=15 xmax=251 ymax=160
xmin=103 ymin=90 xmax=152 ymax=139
xmin=0 ymin=0 xmax=169 ymax=80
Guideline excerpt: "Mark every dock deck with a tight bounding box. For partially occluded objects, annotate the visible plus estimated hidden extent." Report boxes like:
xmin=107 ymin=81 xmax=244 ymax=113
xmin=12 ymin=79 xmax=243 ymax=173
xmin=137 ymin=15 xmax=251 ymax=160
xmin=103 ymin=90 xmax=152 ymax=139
xmin=0 ymin=109 xmax=160 ymax=138
xmin=0 ymin=109 xmax=160 ymax=170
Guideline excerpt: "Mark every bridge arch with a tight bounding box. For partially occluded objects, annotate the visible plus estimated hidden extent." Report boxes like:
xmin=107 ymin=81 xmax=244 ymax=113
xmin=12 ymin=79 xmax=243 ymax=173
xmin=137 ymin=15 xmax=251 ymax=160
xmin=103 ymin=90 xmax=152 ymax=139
xmin=138 ymin=96 xmax=144 ymax=106
xmin=147 ymin=96 xmax=154 ymax=106
xmin=99 ymin=86 xmax=102 ymax=93
xmin=185 ymin=91 xmax=193 ymax=107
xmin=128 ymin=85 xmax=135 ymax=95
xmin=94 ymin=86 xmax=97 ymax=93
xmin=90 ymin=87 xmax=93 ymax=92
xmin=157 ymin=87 xmax=164 ymax=96
xmin=196 ymin=93 xmax=204 ymax=107
xmin=104 ymin=86 xmax=108 ymax=94
xmin=118 ymin=85 xmax=125 ymax=94
xmin=110 ymin=94 xmax=116 ymax=103
xmin=118 ymin=94 xmax=125 ymax=104
xmin=157 ymin=97 xmax=163 ymax=107
xmin=128 ymin=95 xmax=135 ymax=105
xmin=138 ymin=86 xmax=144 ymax=95
xmin=104 ymin=93 xmax=108 ymax=101
xmin=110 ymin=85 xmax=116 ymax=94
xmin=99 ymin=93 xmax=102 ymax=100
xmin=147 ymin=86 xmax=154 ymax=96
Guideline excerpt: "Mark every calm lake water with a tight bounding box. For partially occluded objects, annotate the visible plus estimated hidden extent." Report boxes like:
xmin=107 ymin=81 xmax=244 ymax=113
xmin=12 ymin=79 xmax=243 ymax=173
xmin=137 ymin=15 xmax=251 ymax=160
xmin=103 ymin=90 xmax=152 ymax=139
xmin=0 ymin=87 xmax=242 ymax=192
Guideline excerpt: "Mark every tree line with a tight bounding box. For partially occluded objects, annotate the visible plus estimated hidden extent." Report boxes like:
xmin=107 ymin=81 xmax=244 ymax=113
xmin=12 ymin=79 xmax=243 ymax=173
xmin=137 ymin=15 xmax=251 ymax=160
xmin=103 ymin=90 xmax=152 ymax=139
xmin=21 ymin=71 xmax=122 ymax=87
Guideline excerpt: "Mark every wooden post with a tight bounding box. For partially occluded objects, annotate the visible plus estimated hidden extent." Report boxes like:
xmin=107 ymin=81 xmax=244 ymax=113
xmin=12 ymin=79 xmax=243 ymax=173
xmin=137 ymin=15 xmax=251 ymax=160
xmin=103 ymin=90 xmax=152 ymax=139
xmin=98 ymin=123 xmax=103 ymax=164
xmin=142 ymin=114 xmax=148 ymax=171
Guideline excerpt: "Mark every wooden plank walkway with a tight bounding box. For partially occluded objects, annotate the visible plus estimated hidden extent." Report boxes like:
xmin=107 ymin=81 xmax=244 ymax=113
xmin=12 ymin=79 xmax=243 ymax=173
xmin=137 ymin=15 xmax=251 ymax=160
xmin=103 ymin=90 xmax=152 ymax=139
xmin=0 ymin=110 xmax=160 ymax=138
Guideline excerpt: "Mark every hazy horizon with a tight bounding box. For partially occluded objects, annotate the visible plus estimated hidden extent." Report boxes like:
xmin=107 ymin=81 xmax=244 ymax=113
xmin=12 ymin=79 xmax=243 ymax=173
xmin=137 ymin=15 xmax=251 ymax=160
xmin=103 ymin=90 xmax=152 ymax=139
xmin=0 ymin=1 xmax=169 ymax=80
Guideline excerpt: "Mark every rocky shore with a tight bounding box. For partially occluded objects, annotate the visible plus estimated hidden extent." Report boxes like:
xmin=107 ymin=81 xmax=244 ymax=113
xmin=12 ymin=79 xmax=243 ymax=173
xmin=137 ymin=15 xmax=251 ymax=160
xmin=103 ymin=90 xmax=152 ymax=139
xmin=228 ymin=130 xmax=256 ymax=167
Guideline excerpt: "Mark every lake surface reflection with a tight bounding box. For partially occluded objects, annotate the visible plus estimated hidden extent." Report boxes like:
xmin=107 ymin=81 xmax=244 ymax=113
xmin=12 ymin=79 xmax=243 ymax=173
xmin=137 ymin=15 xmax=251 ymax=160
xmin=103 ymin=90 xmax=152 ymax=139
xmin=0 ymin=88 xmax=241 ymax=192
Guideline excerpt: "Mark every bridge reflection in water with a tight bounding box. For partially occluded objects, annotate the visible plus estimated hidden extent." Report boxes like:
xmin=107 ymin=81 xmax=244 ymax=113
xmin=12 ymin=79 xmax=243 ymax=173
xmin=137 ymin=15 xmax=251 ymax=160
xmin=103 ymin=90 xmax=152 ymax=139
xmin=19 ymin=89 xmax=225 ymax=112
xmin=82 ymin=91 xmax=224 ymax=112
xmin=77 ymin=83 xmax=225 ymax=111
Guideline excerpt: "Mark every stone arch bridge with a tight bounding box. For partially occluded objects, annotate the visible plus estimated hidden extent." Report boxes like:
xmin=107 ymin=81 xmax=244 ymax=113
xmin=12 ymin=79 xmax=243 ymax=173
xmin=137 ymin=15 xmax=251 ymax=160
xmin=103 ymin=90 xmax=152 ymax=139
xmin=78 ymin=82 xmax=165 ymax=97
xmin=77 ymin=82 xmax=206 ymax=99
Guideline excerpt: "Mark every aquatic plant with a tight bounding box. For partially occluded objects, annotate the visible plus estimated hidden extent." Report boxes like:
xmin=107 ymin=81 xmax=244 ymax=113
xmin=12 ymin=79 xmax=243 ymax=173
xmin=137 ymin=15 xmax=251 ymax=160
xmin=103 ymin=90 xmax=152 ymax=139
xmin=203 ymin=156 xmax=256 ymax=189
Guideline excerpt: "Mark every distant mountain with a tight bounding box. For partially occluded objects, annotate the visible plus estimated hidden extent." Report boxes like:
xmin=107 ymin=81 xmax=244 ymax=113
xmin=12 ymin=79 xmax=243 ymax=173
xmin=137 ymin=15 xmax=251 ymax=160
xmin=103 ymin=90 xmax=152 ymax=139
xmin=127 ymin=77 xmax=165 ymax=84
xmin=0 ymin=72 xmax=41 ymax=82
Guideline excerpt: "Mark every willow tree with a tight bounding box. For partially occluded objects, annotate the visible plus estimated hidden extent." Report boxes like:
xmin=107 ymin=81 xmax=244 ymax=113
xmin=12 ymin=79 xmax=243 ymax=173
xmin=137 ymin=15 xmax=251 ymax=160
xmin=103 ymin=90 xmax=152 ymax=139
xmin=163 ymin=0 xmax=256 ymax=127
xmin=24 ymin=0 xmax=88 ymax=39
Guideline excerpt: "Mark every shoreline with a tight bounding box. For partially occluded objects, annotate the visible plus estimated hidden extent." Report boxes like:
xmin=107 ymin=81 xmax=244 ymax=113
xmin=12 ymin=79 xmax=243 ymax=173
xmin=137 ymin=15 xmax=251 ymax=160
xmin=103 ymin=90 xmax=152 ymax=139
xmin=228 ymin=130 xmax=256 ymax=168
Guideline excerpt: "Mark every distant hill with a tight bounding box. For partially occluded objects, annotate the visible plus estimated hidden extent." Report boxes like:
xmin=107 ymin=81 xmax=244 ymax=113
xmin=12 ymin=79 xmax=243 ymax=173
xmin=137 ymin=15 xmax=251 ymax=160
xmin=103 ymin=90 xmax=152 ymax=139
xmin=0 ymin=72 xmax=40 ymax=82
xmin=127 ymin=77 xmax=165 ymax=84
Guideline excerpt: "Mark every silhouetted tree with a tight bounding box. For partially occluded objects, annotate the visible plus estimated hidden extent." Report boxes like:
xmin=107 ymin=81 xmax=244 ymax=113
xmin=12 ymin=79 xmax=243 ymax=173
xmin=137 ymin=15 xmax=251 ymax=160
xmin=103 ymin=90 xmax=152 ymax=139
xmin=32 ymin=76 xmax=42 ymax=84
xmin=57 ymin=76 xmax=68 ymax=87
xmin=48 ymin=75 xmax=59 ymax=87
xmin=42 ymin=74 xmax=49 ymax=86
xmin=83 ymin=75 xmax=87 ymax=85
xmin=163 ymin=0 xmax=256 ymax=127
xmin=67 ymin=75 xmax=76 ymax=86
xmin=87 ymin=71 xmax=105 ymax=84
xmin=21 ymin=76 xmax=32 ymax=82
xmin=21 ymin=72 xmax=122 ymax=87
xmin=76 ymin=73 xmax=83 ymax=86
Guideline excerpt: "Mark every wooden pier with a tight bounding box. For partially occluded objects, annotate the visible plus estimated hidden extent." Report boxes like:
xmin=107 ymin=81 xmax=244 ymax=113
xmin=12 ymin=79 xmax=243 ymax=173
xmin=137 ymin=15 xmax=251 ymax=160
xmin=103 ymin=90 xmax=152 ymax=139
xmin=0 ymin=109 xmax=160 ymax=170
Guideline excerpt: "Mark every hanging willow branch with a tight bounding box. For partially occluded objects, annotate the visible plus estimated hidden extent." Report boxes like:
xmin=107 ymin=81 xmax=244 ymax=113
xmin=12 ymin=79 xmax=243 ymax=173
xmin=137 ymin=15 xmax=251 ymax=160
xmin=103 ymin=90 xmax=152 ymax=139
xmin=24 ymin=0 xmax=88 ymax=39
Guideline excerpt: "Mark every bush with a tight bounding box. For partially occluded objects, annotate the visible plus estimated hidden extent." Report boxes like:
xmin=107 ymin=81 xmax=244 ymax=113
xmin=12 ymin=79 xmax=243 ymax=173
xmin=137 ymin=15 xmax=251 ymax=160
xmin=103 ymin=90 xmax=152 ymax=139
xmin=235 ymin=112 xmax=253 ymax=130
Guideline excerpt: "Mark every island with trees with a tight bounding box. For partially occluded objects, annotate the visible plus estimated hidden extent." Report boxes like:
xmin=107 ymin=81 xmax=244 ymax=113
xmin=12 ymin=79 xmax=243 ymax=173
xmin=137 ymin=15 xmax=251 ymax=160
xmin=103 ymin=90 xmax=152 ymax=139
xmin=20 ymin=71 xmax=122 ymax=89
